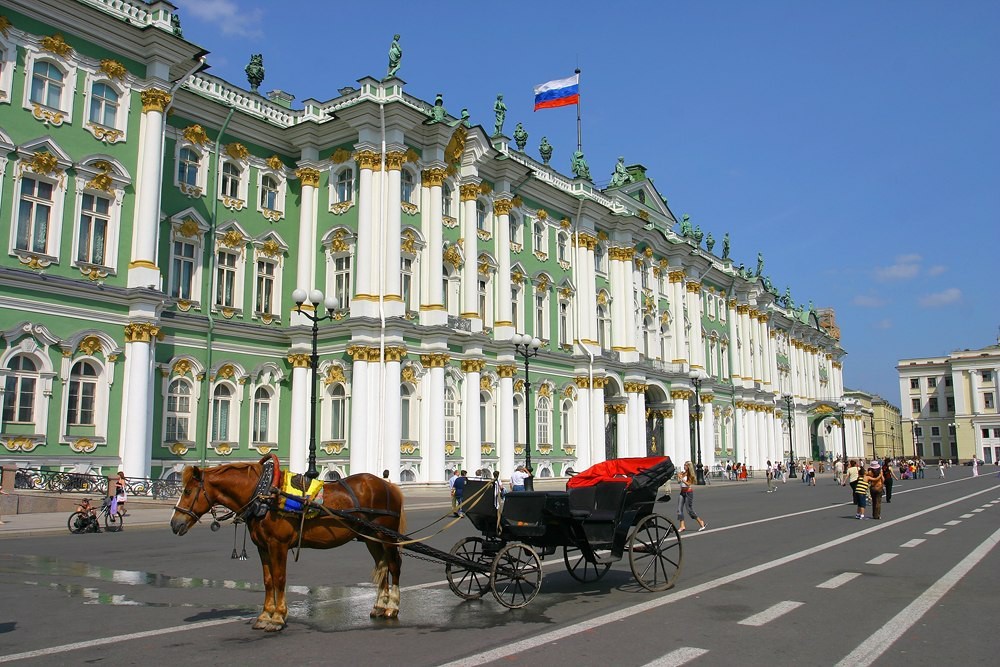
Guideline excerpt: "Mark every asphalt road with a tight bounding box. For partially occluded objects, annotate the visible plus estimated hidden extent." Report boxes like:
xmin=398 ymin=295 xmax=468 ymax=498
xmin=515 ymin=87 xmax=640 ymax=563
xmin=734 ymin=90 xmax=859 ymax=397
xmin=1 ymin=473 xmax=997 ymax=666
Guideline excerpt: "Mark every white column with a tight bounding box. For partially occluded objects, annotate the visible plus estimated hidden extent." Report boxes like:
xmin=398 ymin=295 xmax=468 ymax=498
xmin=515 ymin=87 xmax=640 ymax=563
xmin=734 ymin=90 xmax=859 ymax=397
xmin=760 ymin=316 xmax=772 ymax=389
xmin=421 ymin=167 xmax=447 ymax=327
xmin=348 ymin=348 xmax=369 ymax=475
xmin=494 ymin=199 xmax=514 ymax=336
xmin=128 ymin=90 xmax=170 ymax=289
xmin=626 ymin=384 xmax=646 ymax=457
xmin=661 ymin=408 xmax=676 ymax=463
xmin=381 ymin=347 xmax=403 ymax=479
xmin=293 ymin=167 xmax=320 ymax=298
xmin=673 ymin=391 xmax=691 ymax=464
xmin=425 ymin=354 xmax=447 ymax=482
xmin=462 ymin=359 xmax=483 ymax=474
xmin=120 ymin=323 xmax=157 ymax=476
xmin=615 ymin=405 xmax=629 ymax=459
xmin=383 ymin=151 xmax=405 ymax=318
xmin=670 ymin=271 xmax=686 ymax=363
xmin=574 ymin=379 xmax=592 ymax=471
xmin=702 ymin=396 xmax=716 ymax=471
xmin=591 ymin=380 xmax=607 ymax=464
xmin=687 ymin=282 xmax=704 ymax=370
xmin=609 ymin=246 xmax=636 ymax=353
xmin=498 ymin=366 xmax=515 ymax=478
xmin=287 ymin=357 xmax=310 ymax=474
xmin=740 ymin=307 xmax=752 ymax=387
xmin=352 ymin=150 xmax=378 ymax=317
xmin=727 ymin=298 xmax=741 ymax=380
xmin=460 ymin=183 xmax=481 ymax=331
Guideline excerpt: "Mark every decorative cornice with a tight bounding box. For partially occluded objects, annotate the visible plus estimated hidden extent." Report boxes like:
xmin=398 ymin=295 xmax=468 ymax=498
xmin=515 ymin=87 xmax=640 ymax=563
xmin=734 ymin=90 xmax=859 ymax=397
xmin=98 ymin=59 xmax=128 ymax=81
xmin=624 ymin=381 xmax=647 ymax=394
xmin=226 ymin=142 xmax=249 ymax=161
xmin=460 ymin=359 xmax=487 ymax=373
xmin=41 ymin=33 xmax=72 ymax=58
xmin=419 ymin=353 xmax=450 ymax=368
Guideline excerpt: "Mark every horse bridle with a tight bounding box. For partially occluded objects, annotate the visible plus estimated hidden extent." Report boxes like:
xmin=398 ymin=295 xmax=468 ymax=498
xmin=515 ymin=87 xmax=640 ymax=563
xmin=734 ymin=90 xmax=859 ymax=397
xmin=172 ymin=471 xmax=269 ymax=526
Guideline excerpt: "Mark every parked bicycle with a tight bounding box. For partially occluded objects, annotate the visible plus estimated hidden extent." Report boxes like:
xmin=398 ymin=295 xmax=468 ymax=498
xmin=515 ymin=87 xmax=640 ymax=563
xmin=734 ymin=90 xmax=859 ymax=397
xmin=67 ymin=497 xmax=124 ymax=533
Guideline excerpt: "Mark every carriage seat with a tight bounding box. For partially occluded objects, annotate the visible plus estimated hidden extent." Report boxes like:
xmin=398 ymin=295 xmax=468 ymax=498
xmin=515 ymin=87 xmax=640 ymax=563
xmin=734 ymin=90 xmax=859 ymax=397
xmin=568 ymin=481 xmax=628 ymax=523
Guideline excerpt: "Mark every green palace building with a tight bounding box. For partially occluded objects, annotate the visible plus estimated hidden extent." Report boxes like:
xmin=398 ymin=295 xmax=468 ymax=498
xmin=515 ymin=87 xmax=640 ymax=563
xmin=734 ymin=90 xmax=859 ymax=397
xmin=0 ymin=0 xmax=857 ymax=485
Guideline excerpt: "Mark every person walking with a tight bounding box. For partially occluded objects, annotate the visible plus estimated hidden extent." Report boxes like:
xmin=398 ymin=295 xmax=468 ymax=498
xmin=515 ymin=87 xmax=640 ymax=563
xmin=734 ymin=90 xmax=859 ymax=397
xmin=765 ymin=461 xmax=776 ymax=493
xmin=971 ymin=458 xmax=979 ymax=477
xmin=845 ymin=459 xmax=861 ymax=492
xmin=807 ymin=461 xmax=817 ymax=486
xmin=676 ymin=461 xmax=708 ymax=532
xmin=866 ymin=461 xmax=885 ymax=519
xmin=448 ymin=469 xmax=461 ymax=516
xmin=452 ymin=470 xmax=469 ymax=517
xmin=509 ymin=465 xmax=528 ymax=492
xmin=938 ymin=460 xmax=945 ymax=478
xmin=854 ymin=465 xmax=871 ymax=520
xmin=112 ymin=471 xmax=128 ymax=516
xmin=883 ymin=457 xmax=899 ymax=503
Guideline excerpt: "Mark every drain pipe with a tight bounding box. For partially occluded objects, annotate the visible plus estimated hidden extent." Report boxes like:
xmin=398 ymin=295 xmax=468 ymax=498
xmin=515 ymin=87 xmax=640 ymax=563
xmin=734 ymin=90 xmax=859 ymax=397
xmin=196 ymin=104 xmax=236 ymax=467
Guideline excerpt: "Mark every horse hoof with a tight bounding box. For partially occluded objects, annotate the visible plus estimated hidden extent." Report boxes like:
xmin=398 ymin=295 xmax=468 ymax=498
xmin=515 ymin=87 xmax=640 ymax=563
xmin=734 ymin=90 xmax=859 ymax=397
xmin=264 ymin=622 xmax=285 ymax=632
xmin=384 ymin=609 xmax=399 ymax=619
xmin=370 ymin=609 xmax=386 ymax=618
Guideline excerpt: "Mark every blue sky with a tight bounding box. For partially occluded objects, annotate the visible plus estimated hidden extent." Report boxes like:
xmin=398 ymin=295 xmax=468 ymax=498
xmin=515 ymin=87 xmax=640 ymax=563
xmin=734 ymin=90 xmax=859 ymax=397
xmin=171 ymin=0 xmax=999 ymax=403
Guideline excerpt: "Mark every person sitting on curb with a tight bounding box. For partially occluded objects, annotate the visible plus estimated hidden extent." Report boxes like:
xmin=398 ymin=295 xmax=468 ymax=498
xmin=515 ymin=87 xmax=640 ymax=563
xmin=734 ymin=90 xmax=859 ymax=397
xmin=76 ymin=498 xmax=101 ymax=532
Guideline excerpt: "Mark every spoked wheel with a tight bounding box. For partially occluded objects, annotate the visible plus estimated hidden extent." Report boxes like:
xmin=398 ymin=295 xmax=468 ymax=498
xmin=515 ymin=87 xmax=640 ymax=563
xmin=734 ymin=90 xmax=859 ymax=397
xmin=446 ymin=537 xmax=491 ymax=600
xmin=563 ymin=544 xmax=611 ymax=583
xmin=628 ymin=514 xmax=682 ymax=591
xmin=490 ymin=543 xmax=542 ymax=609
xmin=104 ymin=511 xmax=125 ymax=532
xmin=68 ymin=511 xmax=88 ymax=534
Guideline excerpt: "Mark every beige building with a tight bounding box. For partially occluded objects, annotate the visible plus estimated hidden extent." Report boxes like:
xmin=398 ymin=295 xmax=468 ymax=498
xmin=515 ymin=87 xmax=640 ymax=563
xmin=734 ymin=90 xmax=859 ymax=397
xmin=844 ymin=390 xmax=903 ymax=460
xmin=897 ymin=339 xmax=1000 ymax=463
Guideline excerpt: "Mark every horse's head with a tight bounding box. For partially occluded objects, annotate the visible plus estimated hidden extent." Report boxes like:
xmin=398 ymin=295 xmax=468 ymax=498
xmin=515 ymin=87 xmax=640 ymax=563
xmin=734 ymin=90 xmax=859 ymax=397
xmin=170 ymin=465 xmax=212 ymax=535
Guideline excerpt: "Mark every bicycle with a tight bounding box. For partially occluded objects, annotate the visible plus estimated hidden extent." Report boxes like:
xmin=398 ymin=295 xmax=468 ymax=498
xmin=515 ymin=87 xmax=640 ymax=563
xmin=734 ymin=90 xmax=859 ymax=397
xmin=67 ymin=498 xmax=124 ymax=533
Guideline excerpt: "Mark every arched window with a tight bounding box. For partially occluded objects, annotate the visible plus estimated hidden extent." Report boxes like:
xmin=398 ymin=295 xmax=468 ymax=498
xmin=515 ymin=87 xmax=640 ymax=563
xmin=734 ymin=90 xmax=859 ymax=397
xmin=77 ymin=192 xmax=111 ymax=265
xmin=401 ymin=384 xmax=412 ymax=440
xmin=643 ymin=315 xmax=656 ymax=359
xmin=510 ymin=284 xmax=521 ymax=331
xmin=594 ymin=244 xmax=606 ymax=273
xmin=259 ymin=175 xmax=279 ymax=210
xmin=400 ymin=469 xmax=416 ymax=482
xmin=165 ymin=379 xmax=192 ymax=441
xmin=330 ymin=384 xmax=346 ymax=440
xmin=560 ymin=399 xmax=573 ymax=449
xmin=89 ymin=82 xmax=119 ymax=127
xmin=476 ymin=200 xmax=487 ymax=231
xmin=537 ymin=396 xmax=551 ymax=445
xmin=211 ymin=384 xmax=232 ymax=441
xmin=480 ymin=391 xmax=495 ymax=445
xmin=400 ymin=170 xmax=414 ymax=203
xmin=442 ymin=183 xmax=453 ymax=217
xmin=533 ymin=221 xmax=545 ymax=252
xmin=557 ymin=232 xmax=569 ymax=263
xmin=252 ymin=386 xmax=272 ymax=443
xmin=177 ymin=148 xmax=200 ymax=186
xmin=221 ymin=162 xmax=241 ymax=198
xmin=513 ymin=394 xmax=524 ymax=448
xmin=2 ymin=355 xmax=38 ymax=424
xmin=509 ymin=215 xmax=522 ymax=246
xmin=67 ymin=360 xmax=98 ymax=426
xmin=30 ymin=61 xmax=63 ymax=108
xmin=597 ymin=302 xmax=611 ymax=349
xmin=444 ymin=387 xmax=458 ymax=442
xmin=337 ymin=168 xmax=353 ymax=203
xmin=16 ymin=177 xmax=54 ymax=254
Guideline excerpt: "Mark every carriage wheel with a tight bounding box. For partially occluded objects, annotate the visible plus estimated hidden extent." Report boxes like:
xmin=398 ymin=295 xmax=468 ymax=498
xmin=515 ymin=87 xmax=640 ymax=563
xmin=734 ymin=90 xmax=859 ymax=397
xmin=104 ymin=511 xmax=125 ymax=532
xmin=628 ymin=514 xmax=682 ymax=592
xmin=446 ymin=537 xmax=491 ymax=600
xmin=563 ymin=544 xmax=611 ymax=583
xmin=68 ymin=511 xmax=88 ymax=534
xmin=490 ymin=543 xmax=542 ymax=609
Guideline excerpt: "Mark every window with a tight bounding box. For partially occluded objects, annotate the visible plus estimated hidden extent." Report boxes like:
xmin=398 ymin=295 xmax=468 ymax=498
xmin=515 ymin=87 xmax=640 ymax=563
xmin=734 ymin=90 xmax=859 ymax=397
xmin=929 ymin=398 xmax=938 ymax=412
xmin=950 ymin=442 xmax=958 ymax=458
xmin=594 ymin=244 xmax=607 ymax=273
xmin=67 ymin=360 xmax=98 ymax=426
xmin=513 ymin=395 xmax=524 ymax=447
xmin=330 ymin=384 xmax=346 ymax=440
xmin=336 ymin=169 xmax=353 ymax=203
xmin=561 ymin=400 xmax=573 ymax=449
xmin=535 ymin=291 xmax=548 ymax=339
xmin=255 ymin=260 xmax=276 ymax=315
xmin=333 ymin=255 xmax=352 ymax=309
xmin=931 ymin=426 xmax=940 ymax=436
xmin=911 ymin=398 xmax=920 ymax=412
xmin=400 ymin=170 xmax=414 ymax=203
xmin=211 ymin=384 xmax=232 ymax=441
xmin=88 ymin=82 xmax=118 ymax=127
xmin=932 ymin=442 xmax=941 ymax=457
xmin=946 ymin=396 xmax=955 ymax=411
xmin=949 ymin=424 xmax=956 ymax=436
xmin=559 ymin=301 xmax=571 ymax=346
xmin=509 ymin=215 xmax=522 ymax=247
xmin=986 ymin=393 xmax=996 ymax=410
xmin=444 ymin=387 xmax=458 ymax=442
xmin=16 ymin=177 xmax=53 ymax=254
xmin=169 ymin=240 xmax=196 ymax=300
xmin=401 ymin=257 xmax=413 ymax=310
xmin=77 ymin=193 xmax=110 ymax=265
xmin=476 ymin=200 xmax=487 ymax=231
xmin=945 ymin=376 xmax=953 ymax=387
xmin=2 ymin=355 xmax=37 ymax=423
xmin=533 ymin=221 xmax=546 ymax=254
xmin=221 ymin=162 xmax=241 ymax=199
xmin=478 ymin=279 xmax=487 ymax=320
xmin=442 ymin=183 xmax=453 ymax=217
xmin=915 ymin=426 xmax=923 ymax=437
xmin=983 ymin=371 xmax=993 ymax=382
xmin=511 ymin=285 xmax=521 ymax=331
xmin=177 ymin=148 xmax=200 ymax=187
xmin=165 ymin=379 xmax=192 ymax=441
xmin=30 ymin=61 xmax=63 ymax=109
xmin=927 ymin=377 xmax=936 ymax=388
xmin=597 ymin=303 xmax=611 ymax=349
xmin=260 ymin=175 xmax=279 ymax=210
xmin=537 ymin=396 xmax=551 ymax=446
xmin=215 ymin=250 xmax=238 ymax=308
xmin=252 ymin=387 xmax=271 ymax=443
xmin=401 ymin=385 xmax=412 ymax=440
xmin=910 ymin=378 xmax=919 ymax=389
xmin=557 ymin=232 xmax=569 ymax=263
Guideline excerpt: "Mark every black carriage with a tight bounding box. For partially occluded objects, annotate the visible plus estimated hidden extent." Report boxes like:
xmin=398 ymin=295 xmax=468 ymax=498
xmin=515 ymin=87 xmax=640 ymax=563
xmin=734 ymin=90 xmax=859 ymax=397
xmin=443 ymin=456 xmax=682 ymax=608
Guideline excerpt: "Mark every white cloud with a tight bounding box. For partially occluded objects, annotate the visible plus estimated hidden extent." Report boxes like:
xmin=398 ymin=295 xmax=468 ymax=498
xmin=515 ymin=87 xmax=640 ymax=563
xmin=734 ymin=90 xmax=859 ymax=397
xmin=927 ymin=265 xmax=947 ymax=276
xmin=875 ymin=254 xmax=921 ymax=281
xmin=873 ymin=318 xmax=892 ymax=330
xmin=918 ymin=288 xmax=961 ymax=307
xmin=853 ymin=294 xmax=886 ymax=307
xmin=174 ymin=0 xmax=263 ymax=38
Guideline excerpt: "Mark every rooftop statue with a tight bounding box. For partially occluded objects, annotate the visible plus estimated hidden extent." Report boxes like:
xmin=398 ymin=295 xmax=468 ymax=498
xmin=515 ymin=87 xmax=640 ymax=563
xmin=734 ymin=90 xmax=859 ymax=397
xmin=245 ymin=54 xmax=264 ymax=94
xmin=539 ymin=136 xmax=553 ymax=165
xmin=385 ymin=34 xmax=402 ymax=80
xmin=171 ymin=13 xmax=183 ymax=38
xmin=722 ymin=233 xmax=730 ymax=260
xmin=513 ymin=123 xmax=528 ymax=151
xmin=756 ymin=252 xmax=765 ymax=277
xmin=427 ymin=93 xmax=447 ymax=124
xmin=783 ymin=286 xmax=793 ymax=308
xmin=705 ymin=233 xmax=715 ymax=253
xmin=679 ymin=213 xmax=692 ymax=237
xmin=450 ymin=108 xmax=471 ymax=128
xmin=493 ymin=94 xmax=506 ymax=136
xmin=571 ymin=150 xmax=591 ymax=180
xmin=693 ymin=225 xmax=703 ymax=244
xmin=609 ymin=156 xmax=632 ymax=187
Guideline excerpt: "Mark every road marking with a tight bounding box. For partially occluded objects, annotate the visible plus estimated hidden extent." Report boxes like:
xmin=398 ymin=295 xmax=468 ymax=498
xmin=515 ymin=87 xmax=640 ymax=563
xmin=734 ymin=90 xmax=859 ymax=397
xmin=960 ymin=514 xmax=975 ymax=518
xmin=835 ymin=525 xmax=1000 ymax=667
xmin=738 ymin=600 xmax=804 ymax=626
xmin=0 ymin=617 xmax=247 ymax=663
xmin=981 ymin=504 xmax=994 ymax=508
xmin=440 ymin=484 xmax=1000 ymax=667
xmin=641 ymin=647 xmax=709 ymax=667
xmin=925 ymin=528 xmax=946 ymax=535
xmin=900 ymin=539 xmax=925 ymax=547
xmin=817 ymin=572 xmax=861 ymax=588
xmin=867 ymin=553 xmax=897 ymax=565
xmin=971 ymin=508 xmax=985 ymax=513
xmin=944 ymin=520 xmax=962 ymax=526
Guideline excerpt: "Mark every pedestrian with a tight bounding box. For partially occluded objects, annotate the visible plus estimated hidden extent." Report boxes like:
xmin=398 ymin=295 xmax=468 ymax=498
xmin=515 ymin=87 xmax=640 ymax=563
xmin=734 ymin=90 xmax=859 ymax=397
xmin=452 ymin=470 xmax=468 ymax=517
xmin=883 ymin=457 xmax=899 ymax=503
xmin=0 ymin=480 xmax=8 ymax=524
xmin=676 ymin=461 xmax=707 ymax=532
xmin=854 ymin=465 xmax=870 ymax=519
xmin=112 ymin=471 xmax=127 ymax=516
xmin=448 ymin=469 xmax=461 ymax=516
xmin=845 ymin=459 xmax=861 ymax=492
xmin=382 ymin=469 xmax=390 ymax=480
xmin=807 ymin=461 xmax=817 ymax=486
xmin=509 ymin=465 xmax=528 ymax=492
xmin=866 ymin=461 xmax=884 ymax=519
xmin=938 ymin=460 xmax=945 ymax=478
xmin=971 ymin=458 xmax=979 ymax=477
xmin=765 ymin=461 xmax=776 ymax=493
xmin=76 ymin=498 xmax=101 ymax=532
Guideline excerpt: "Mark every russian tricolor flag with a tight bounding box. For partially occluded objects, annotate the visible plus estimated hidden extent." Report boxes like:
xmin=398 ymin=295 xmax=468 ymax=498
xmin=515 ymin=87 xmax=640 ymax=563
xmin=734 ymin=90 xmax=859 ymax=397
xmin=533 ymin=74 xmax=579 ymax=111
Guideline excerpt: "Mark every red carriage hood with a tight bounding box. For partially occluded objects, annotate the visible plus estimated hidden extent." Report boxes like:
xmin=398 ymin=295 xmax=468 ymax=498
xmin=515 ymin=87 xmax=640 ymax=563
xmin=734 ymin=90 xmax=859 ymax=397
xmin=566 ymin=456 xmax=671 ymax=489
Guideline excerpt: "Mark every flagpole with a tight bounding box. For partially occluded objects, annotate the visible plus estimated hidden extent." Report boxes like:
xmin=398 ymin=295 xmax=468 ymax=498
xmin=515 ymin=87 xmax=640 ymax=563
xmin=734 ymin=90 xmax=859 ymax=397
xmin=575 ymin=68 xmax=582 ymax=152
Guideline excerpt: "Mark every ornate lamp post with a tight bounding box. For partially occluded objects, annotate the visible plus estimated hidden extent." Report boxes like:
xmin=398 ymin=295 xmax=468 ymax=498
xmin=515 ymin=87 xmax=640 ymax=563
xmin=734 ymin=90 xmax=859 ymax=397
xmin=870 ymin=411 xmax=877 ymax=461
xmin=689 ymin=369 xmax=708 ymax=485
xmin=512 ymin=333 xmax=541 ymax=487
xmin=292 ymin=288 xmax=339 ymax=480
xmin=837 ymin=400 xmax=850 ymax=467
xmin=783 ymin=393 xmax=797 ymax=478
xmin=890 ymin=424 xmax=895 ymax=459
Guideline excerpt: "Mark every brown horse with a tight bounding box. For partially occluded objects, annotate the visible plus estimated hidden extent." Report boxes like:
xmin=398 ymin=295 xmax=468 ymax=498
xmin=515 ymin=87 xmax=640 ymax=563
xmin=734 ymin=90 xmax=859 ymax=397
xmin=169 ymin=456 xmax=405 ymax=631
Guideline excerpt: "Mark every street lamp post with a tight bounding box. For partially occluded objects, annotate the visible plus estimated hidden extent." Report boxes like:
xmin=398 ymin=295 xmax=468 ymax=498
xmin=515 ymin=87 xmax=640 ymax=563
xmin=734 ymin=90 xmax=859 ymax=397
xmin=837 ymin=400 xmax=850 ymax=468
xmin=911 ymin=421 xmax=918 ymax=460
xmin=890 ymin=424 xmax=895 ymax=459
xmin=512 ymin=333 xmax=541 ymax=489
xmin=869 ymin=411 xmax=877 ymax=461
xmin=783 ymin=394 xmax=797 ymax=478
xmin=689 ymin=369 xmax=708 ymax=485
xmin=292 ymin=288 xmax=340 ymax=480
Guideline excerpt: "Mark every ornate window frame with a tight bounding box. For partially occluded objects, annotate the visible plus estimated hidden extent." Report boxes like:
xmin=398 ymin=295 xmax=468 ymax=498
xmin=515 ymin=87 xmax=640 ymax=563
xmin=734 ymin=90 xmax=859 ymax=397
xmin=218 ymin=151 xmax=249 ymax=212
xmin=0 ymin=326 xmax=58 ymax=442
xmin=160 ymin=357 xmax=203 ymax=451
xmin=256 ymin=158 xmax=286 ymax=221
xmin=323 ymin=226 xmax=356 ymax=310
xmin=213 ymin=222 xmax=248 ymax=318
xmin=167 ymin=210 xmax=208 ymax=309
xmin=249 ymin=363 xmax=283 ymax=452
xmin=9 ymin=143 xmax=71 ymax=268
xmin=81 ymin=71 xmax=131 ymax=144
xmin=71 ymin=157 xmax=129 ymax=280
xmin=22 ymin=45 xmax=77 ymax=126
xmin=250 ymin=232 xmax=287 ymax=324
xmin=0 ymin=32 xmax=18 ymax=105
xmin=173 ymin=130 xmax=208 ymax=198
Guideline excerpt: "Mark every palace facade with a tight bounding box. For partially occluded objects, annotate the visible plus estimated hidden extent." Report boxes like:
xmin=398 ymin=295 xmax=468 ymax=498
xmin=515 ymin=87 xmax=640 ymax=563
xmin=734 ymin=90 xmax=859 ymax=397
xmin=0 ymin=0 xmax=855 ymax=483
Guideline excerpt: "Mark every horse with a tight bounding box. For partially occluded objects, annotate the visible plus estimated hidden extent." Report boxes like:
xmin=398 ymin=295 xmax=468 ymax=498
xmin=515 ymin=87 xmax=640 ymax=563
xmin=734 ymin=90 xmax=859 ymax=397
xmin=170 ymin=455 xmax=406 ymax=631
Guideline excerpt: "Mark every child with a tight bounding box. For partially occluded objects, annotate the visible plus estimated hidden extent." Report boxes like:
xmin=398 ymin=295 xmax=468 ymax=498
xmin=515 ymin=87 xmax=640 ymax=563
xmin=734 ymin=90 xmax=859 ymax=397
xmin=76 ymin=498 xmax=101 ymax=532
